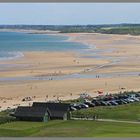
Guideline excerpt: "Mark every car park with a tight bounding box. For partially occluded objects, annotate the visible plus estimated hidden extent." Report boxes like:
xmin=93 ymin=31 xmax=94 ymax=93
xmin=70 ymin=92 xmax=140 ymax=112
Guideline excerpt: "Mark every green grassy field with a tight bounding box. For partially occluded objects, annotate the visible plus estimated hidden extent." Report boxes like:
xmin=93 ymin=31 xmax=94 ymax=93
xmin=0 ymin=120 xmax=140 ymax=137
xmin=72 ymin=102 xmax=140 ymax=121
xmin=0 ymin=97 xmax=140 ymax=137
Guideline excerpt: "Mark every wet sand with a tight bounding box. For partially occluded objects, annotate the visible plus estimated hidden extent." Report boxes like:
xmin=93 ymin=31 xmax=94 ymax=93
xmin=0 ymin=32 xmax=140 ymax=111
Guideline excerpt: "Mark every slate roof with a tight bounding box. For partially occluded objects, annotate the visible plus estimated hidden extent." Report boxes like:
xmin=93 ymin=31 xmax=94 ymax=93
xmin=14 ymin=102 xmax=70 ymax=119
xmin=32 ymin=102 xmax=70 ymax=118
xmin=48 ymin=110 xmax=67 ymax=118
xmin=33 ymin=102 xmax=70 ymax=110
xmin=14 ymin=106 xmax=48 ymax=118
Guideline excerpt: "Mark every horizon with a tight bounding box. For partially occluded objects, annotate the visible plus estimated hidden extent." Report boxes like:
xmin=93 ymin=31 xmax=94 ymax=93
xmin=0 ymin=23 xmax=140 ymax=26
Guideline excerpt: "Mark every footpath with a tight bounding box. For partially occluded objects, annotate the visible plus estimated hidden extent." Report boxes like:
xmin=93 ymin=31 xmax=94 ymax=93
xmin=71 ymin=117 xmax=140 ymax=124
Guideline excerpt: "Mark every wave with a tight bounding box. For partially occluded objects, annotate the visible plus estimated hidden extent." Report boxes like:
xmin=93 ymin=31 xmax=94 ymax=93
xmin=0 ymin=51 xmax=24 ymax=61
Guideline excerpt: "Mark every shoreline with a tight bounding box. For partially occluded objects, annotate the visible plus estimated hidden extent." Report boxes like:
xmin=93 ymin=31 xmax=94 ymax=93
xmin=0 ymin=30 xmax=90 ymax=62
xmin=0 ymin=28 xmax=60 ymax=34
xmin=2 ymin=28 xmax=140 ymax=37
xmin=0 ymin=31 xmax=140 ymax=111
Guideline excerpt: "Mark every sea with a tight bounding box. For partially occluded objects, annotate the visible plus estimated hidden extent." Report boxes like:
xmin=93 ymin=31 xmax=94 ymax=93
xmin=0 ymin=31 xmax=88 ymax=60
xmin=0 ymin=31 xmax=139 ymax=82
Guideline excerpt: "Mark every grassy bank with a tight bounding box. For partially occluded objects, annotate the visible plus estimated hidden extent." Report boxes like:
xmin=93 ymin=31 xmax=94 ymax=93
xmin=1 ymin=91 xmax=140 ymax=137
xmin=72 ymin=102 xmax=140 ymax=121
xmin=0 ymin=120 xmax=140 ymax=137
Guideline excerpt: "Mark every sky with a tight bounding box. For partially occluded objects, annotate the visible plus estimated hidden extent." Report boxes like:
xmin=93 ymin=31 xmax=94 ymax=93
xmin=0 ymin=3 xmax=140 ymax=25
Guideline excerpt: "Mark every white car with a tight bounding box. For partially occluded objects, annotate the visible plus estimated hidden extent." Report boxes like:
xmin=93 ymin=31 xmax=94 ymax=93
xmin=80 ymin=93 xmax=91 ymax=99
xmin=131 ymin=97 xmax=139 ymax=102
xmin=127 ymin=98 xmax=135 ymax=102
xmin=80 ymin=103 xmax=89 ymax=108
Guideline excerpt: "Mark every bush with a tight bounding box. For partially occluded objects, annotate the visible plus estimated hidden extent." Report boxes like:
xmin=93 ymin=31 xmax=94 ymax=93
xmin=0 ymin=110 xmax=16 ymax=124
xmin=0 ymin=116 xmax=16 ymax=124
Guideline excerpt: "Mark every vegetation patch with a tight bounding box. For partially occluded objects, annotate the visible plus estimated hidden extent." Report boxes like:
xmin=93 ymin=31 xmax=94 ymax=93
xmin=0 ymin=120 xmax=140 ymax=137
xmin=0 ymin=110 xmax=16 ymax=124
xmin=72 ymin=102 xmax=140 ymax=121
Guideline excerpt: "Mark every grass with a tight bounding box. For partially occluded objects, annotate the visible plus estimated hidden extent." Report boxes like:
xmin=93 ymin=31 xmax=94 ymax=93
xmin=100 ymin=26 xmax=140 ymax=35
xmin=72 ymin=102 xmax=140 ymax=121
xmin=0 ymin=110 xmax=11 ymax=117
xmin=0 ymin=110 xmax=16 ymax=124
xmin=1 ymin=93 xmax=140 ymax=137
xmin=0 ymin=120 xmax=140 ymax=137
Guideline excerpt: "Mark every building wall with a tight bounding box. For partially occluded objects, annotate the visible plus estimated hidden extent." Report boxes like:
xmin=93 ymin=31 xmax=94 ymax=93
xmin=17 ymin=117 xmax=44 ymax=122
xmin=43 ymin=112 xmax=50 ymax=122
xmin=63 ymin=112 xmax=71 ymax=120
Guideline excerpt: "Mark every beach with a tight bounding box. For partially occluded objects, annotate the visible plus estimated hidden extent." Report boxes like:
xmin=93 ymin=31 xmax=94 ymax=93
xmin=0 ymin=32 xmax=140 ymax=111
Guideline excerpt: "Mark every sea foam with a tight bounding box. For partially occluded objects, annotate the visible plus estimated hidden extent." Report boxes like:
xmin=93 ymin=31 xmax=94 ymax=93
xmin=0 ymin=52 xmax=24 ymax=61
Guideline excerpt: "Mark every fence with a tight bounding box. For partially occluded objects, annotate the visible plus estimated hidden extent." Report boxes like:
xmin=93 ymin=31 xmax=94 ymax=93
xmin=70 ymin=114 xmax=99 ymax=120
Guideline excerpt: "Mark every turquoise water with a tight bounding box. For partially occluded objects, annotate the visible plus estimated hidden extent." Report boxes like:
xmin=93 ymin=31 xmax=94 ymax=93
xmin=0 ymin=31 xmax=88 ymax=60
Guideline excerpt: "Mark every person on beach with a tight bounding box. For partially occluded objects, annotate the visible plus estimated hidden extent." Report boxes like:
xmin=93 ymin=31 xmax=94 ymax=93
xmin=105 ymin=82 xmax=107 ymax=87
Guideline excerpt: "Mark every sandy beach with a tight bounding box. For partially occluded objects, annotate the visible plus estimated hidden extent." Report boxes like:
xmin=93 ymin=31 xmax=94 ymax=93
xmin=0 ymin=32 xmax=140 ymax=111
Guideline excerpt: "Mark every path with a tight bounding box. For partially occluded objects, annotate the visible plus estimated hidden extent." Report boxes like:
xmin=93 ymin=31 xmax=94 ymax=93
xmin=97 ymin=119 xmax=140 ymax=124
xmin=71 ymin=117 xmax=140 ymax=124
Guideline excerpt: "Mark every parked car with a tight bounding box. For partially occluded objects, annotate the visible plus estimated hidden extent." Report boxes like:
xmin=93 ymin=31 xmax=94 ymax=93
xmin=115 ymin=100 xmax=124 ymax=105
xmin=127 ymin=98 xmax=135 ymax=103
xmin=100 ymin=101 xmax=108 ymax=106
xmin=80 ymin=93 xmax=91 ymax=99
xmin=135 ymin=93 xmax=140 ymax=98
xmin=120 ymin=99 xmax=128 ymax=104
xmin=84 ymin=101 xmax=95 ymax=107
xmin=72 ymin=104 xmax=82 ymax=110
xmin=131 ymin=97 xmax=139 ymax=102
xmin=123 ymin=99 xmax=131 ymax=103
xmin=92 ymin=100 xmax=102 ymax=106
xmin=106 ymin=101 xmax=112 ymax=106
xmin=80 ymin=103 xmax=89 ymax=109
xmin=70 ymin=106 xmax=77 ymax=111
xmin=109 ymin=101 xmax=118 ymax=106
